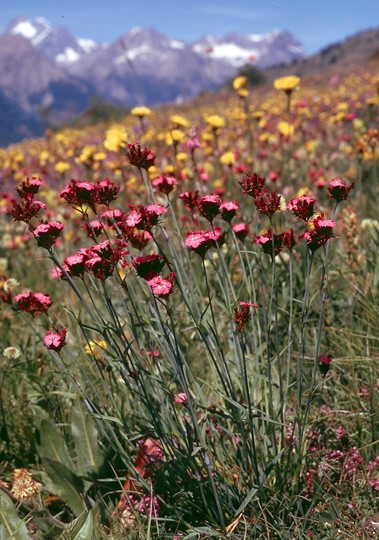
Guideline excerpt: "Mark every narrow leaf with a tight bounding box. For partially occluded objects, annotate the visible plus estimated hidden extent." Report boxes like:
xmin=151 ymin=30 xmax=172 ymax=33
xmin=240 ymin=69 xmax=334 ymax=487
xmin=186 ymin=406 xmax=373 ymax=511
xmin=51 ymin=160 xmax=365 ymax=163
xmin=235 ymin=486 xmax=258 ymax=515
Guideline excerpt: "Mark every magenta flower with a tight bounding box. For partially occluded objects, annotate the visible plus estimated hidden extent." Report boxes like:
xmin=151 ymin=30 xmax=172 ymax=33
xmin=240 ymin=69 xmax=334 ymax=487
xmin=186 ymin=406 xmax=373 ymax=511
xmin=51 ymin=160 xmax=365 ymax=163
xmin=179 ymin=191 xmax=200 ymax=211
xmin=174 ymin=392 xmax=188 ymax=404
xmin=219 ymin=200 xmax=240 ymax=222
xmin=16 ymin=177 xmax=45 ymax=197
xmin=96 ymin=178 xmax=120 ymax=205
xmin=234 ymin=301 xmax=258 ymax=332
xmin=44 ymin=328 xmax=67 ymax=352
xmin=147 ymin=272 xmax=175 ymax=298
xmin=32 ymin=221 xmax=64 ymax=248
xmin=253 ymin=188 xmax=281 ymax=218
xmin=317 ymin=354 xmax=332 ymax=376
xmin=125 ymin=142 xmax=156 ymax=170
xmin=152 ymin=173 xmax=178 ymax=195
xmin=282 ymin=228 xmax=296 ymax=250
xmin=64 ymin=249 xmax=90 ymax=277
xmin=232 ymin=222 xmax=249 ymax=241
xmin=132 ymin=254 xmax=165 ymax=280
xmin=287 ymin=195 xmax=315 ymax=221
xmin=196 ymin=194 xmax=222 ymax=223
xmin=81 ymin=219 xmax=104 ymax=240
xmin=59 ymin=179 xmax=97 ymax=211
xmin=239 ymin=172 xmax=266 ymax=198
xmin=185 ymin=228 xmax=224 ymax=258
xmin=327 ymin=178 xmax=354 ymax=202
xmin=303 ymin=215 xmax=336 ymax=252
xmin=8 ymin=196 xmax=46 ymax=223
xmin=255 ymin=229 xmax=284 ymax=257
xmin=15 ymin=291 xmax=52 ymax=315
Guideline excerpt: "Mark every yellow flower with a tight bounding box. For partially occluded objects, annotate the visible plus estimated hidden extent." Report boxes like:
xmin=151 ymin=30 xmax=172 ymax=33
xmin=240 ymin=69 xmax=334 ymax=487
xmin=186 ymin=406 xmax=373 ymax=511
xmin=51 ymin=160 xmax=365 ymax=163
xmin=104 ymin=125 xmax=127 ymax=151
xmin=85 ymin=339 xmax=108 ymax=359
xmin=233 ymin=76 xmax=249 ymax=97
xmin=94 ymin=151 xmax=106 ymax=161
xmin=170 ymin=114 xmax=190 ymax=127
xmin=54 ymin=161 xmax=70 ymax=174
xmin=274 ymin=75 xmax=300 ymax=92
xmin=251 ymin=110 xmax=264 ymax=121
xmin=277 ymin=121 xmax=294 ymax=137
xmin=204 ymin=114 xmax=225 ymax=129
xmin=176 ymin=152 xmax=188 ymax=162
xmin=166 ymin=129 xmax=185 ymax=145
xmin=131 ymin=106 xmax=152 ymax=118
xmin=220 ymin=151 xmax=236 ymax=166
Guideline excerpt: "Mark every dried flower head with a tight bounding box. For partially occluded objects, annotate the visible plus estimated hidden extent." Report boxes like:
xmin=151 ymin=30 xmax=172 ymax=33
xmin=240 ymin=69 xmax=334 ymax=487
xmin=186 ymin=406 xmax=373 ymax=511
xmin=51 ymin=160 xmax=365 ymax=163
xmin=11 ymin=468 xmax=42 ymax=500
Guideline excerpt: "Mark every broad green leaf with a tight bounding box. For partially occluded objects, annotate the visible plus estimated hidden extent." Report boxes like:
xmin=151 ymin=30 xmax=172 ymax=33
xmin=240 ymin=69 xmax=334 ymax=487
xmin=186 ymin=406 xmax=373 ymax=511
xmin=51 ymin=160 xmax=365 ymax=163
xmin=0 ymin=491 xmax=30 ymax=540
xmin=42 ymin=458 xmax=86 ymax=517
xmin=38 ymin=419 xmax=72 ymax=467
xmin=70 ymin=510 xmax=95 ymax=540
xmin=71 ymin=401 xmax=103 ymax=475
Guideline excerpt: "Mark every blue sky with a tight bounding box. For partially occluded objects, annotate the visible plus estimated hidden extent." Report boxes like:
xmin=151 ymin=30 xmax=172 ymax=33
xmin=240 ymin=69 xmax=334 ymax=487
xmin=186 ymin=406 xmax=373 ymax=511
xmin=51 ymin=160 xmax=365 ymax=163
xmin=1 ymin=0 xmax=378 ymax=54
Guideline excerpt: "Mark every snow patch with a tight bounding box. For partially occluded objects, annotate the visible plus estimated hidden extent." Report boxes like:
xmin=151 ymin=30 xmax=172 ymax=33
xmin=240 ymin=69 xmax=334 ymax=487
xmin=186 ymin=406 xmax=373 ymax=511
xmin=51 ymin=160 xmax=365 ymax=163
xmin=31 ymin=27 xmax=51 ymax=46
xmin=11 ymin=20 xmax=38 ymax=39
xmin=204 ymin=43 xmax=260 ymax=67
xmin=77 ymin=37 xmax=98 ymax=53
xmin=115 ymin=43 xmax=153 ymax=63
xmin=56 ymin=47 xmax=81 ymax=64
xmin=170 ymin=39 xmax=185 ymax=50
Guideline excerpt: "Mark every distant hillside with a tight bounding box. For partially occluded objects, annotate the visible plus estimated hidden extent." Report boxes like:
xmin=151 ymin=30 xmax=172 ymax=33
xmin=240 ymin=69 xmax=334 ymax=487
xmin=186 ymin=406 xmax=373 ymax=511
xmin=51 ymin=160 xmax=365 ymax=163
xmin=264 ymin=27 xmax=379 ymax=79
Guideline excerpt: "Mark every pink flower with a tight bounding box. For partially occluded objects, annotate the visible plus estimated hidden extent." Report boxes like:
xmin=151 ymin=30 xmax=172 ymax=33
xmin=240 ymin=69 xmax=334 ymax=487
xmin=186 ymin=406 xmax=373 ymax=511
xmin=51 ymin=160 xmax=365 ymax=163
xmin=125 ymin=143 xmax=155 ymax=170
xmin=255 ymin=229 xmax=284 ymax=257
xmin=196 ymin=194 xmax=222 ymax=223
xmin=96 ymin=178 xmax=120 ymax=205
xmin=152 ymin=173 xmax=178 ymax=195
xmin=287 ymin=195 xmax=315 ymax=221
xmin=81 ymin=219 xmax=104 ymax=240
xmin=125 ymin=204 xmax=167 ymax=232
xmin=282 ymin=228 xmax=296 ymax=250
xmin=174 ymin=392 xmax=188 ymax=404
xmin=16 ymin=177 xmax=45 ymax=197
xmin=327 ymin=178 xmax=354 ymax=202
xmin=59 ymin=179 xmax=98 ymax=211
xmin=185 ymin=228 xmax=224 ymax=258
xmin=64 ymin=249 xmax=89 ymax=277
xmin=32 ymin=221 xmax=64 ymax=248
xmin=7 ymin=196 xmax=46 ymax=223
xmin=219 ymin=200 xmax=240 ymax=222
xmin=239 ymin=172 xmax=266 ymax=198
xmin=85 ymin=240 xmax=129 ymax=280
xmin=317 ymin=354 xmax=332 ymax=376
xmin=179 ymin=191 xmax=199 ymax=211
xmin=253 ymin=188 xmax=281 ymax=218
xmin=147 ymin=272 xmax=175 ymax=298
xmin=303 ymin=215 xmax=336 ymax=252
xmin=232 ymin=222 xmax=249 ymax=241
xmin=234 ymin=301 xmax=258 ymax=332
xmin=132 ymin=254 xmax=165 ymax=280
xmin=15 ymin=291 xmax=52 ymax=315
xmin=44 ymin=328 xmax=67 ymax=352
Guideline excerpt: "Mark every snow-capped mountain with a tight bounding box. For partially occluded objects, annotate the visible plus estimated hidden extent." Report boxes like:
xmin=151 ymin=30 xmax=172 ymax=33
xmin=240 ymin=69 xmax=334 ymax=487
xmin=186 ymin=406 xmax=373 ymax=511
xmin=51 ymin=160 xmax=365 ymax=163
xmin=192 ymin=30 xmax=304 ymax=68
xmin=5 ymin=16 xmax=100 ymax=65
xmin=0 ymin=16 xmax=306 ymax=145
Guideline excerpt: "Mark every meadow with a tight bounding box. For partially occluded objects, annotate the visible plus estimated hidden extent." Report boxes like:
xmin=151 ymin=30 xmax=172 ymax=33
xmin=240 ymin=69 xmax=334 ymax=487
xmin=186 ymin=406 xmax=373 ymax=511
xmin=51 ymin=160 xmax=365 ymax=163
xmin=0 ymin=63 xmax=379 ymax=539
